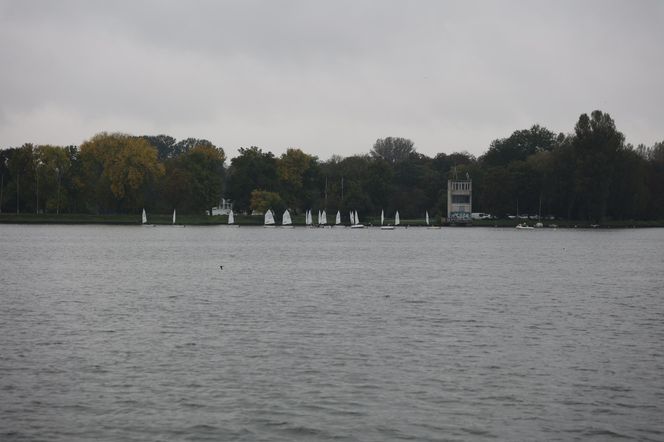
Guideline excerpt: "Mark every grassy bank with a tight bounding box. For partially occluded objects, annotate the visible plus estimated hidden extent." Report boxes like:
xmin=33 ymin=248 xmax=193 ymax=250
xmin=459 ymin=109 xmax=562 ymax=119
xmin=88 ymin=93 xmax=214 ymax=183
xmin=0 ymin=213 xmax=662 ymax=228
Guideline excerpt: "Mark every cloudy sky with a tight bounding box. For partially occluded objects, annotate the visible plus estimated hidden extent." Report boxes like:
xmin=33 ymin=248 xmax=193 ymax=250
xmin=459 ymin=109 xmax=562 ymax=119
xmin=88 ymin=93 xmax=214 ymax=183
xmin=1 ymin=0 xmax=662 ymax=159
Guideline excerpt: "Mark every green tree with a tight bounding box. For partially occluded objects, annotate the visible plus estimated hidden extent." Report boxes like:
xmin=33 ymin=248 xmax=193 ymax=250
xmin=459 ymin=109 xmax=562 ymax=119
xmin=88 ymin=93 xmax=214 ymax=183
xmin=572 ymin=111 xmax=625 ymax=222
xmin=481 ymin=125 xmax=557 ymax=167
xmin=371 ymin=137 xmax=415 ymax=165
xmin=141 ymin=135 xmax=177 ymax=161
xmin=34 ymin=145 xmax=71 ymax=213
xmin=226 ymin=147 xmax=278 ymax=212
xmin=178 ymin=144 xmax=226 ymax=215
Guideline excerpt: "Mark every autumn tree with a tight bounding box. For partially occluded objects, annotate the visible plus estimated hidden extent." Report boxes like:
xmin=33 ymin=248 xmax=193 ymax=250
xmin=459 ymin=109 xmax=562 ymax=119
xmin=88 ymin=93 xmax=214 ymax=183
xmin=250 ymin=190 xmax=284 ymax=215
xmin=277 ymin=148 xmax=319 ymax=211
xmin=79 ymin=133 xmax=164 ymax=213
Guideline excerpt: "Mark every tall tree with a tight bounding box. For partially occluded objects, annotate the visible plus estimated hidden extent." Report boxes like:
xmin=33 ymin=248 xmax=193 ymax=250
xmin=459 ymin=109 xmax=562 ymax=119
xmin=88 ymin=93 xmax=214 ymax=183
xmin=226 ymin=147 xmax=278 ymax=212
xmin=178 ymin=144 xmax=226 ymax=215
xmin=572 ymin=111 xmax=625 ymax=222
xmin=79 ymin=133 xmax=164 ymax=213
xmin=371 ymin=137 xmax=415 ymax=165
xmin=481 ymin=125 xmax=557 ymax=166
xmin=277 ymin=148 xmax=318 ymax=211
xmin=141 ymin=135 xmax=177 ymax=161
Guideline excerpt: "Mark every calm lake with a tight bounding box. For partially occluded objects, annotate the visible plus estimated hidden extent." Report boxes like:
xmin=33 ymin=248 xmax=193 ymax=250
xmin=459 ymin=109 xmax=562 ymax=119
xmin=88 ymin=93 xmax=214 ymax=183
xmin=1 ymin=225 xmax=663 ymax=441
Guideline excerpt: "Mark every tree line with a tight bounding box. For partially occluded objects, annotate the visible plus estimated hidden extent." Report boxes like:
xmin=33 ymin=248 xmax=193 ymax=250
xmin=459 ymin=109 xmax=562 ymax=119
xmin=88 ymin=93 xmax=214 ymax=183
xmin=0 ymin=110 xmax=662 ymax=222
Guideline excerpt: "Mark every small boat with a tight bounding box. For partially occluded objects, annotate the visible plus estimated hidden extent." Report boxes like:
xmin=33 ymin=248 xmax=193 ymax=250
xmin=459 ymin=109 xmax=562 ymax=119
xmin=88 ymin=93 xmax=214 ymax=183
xmin=305 ymin=209 xmax=314 ymax=227
xmin=350 ymin=210 xmax=365 ymax=229
xmin=281 ymin=209 xmax=294 ymax=228
xmin=515 ymin=223 xmax=534 ymax=230
xmin=380 ymin=209 xmax=394 ymax=230
xmin=395 ymin=210 xmax=400 ymax=227
xmin=264 ymin=209 xmax=276 ymax=227
xmin=172 ymin=209 xmax=176 ymax=225
xmin=320 ymin=210 xmax=328 ymax=227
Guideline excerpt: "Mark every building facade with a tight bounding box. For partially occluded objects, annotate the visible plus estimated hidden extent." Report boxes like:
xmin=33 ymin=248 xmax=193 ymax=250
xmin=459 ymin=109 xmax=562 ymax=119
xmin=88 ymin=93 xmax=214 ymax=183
xmin=447 ymin=179 xmax=472 ymax=224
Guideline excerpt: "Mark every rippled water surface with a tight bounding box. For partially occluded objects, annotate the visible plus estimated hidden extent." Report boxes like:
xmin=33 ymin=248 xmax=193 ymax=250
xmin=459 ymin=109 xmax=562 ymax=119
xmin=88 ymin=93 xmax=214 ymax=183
xmin=1 ymin=225 xmax=663 ymax=441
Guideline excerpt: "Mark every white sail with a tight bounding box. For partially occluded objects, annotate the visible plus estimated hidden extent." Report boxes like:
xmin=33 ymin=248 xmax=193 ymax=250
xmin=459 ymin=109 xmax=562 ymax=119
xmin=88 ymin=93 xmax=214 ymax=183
xmin=395 ymin=211 xmax=400 ymax=226
xmin=355 ymin=210 xmax=360 ymax=224
xmin=335 ymin=211 xmax=341 ymax=225
xmin=282 ymin=209 xmax=292 ymax=225
xmin=306 ymin=209 xmax=312 ymax=225
xmin=349 ymin=211 xmax=355 ymax=225
xmin=264 ymin=209 xmax=275 ymax=225
xmin=317 ymin=210 xmax=321 ymax=225
xmin=425 ymin=210 xmax=430 ymax=225
xmin=228 ymin=210 xmax=235 ymax=224
xmin=321 ymin=210 xmax=327 ymax=225
xmin=172 ymin=209 xmax=176 ymax=225
xmin=142 ymin=208 xmax=147 ymax=224
xmin=381 ymin=209 xmax=384 ymax=226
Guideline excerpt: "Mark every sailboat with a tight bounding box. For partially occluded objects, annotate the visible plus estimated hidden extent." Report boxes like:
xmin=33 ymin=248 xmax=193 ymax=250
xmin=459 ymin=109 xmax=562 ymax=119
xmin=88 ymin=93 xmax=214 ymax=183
xmin=380 ymin=209 xmax=394 ymax=230
xmin=264 ymin=209 xmax=275 ymax=227
xmin=426 ymin=210 xmax=440 ymax=229
xmin=282 ymin=209 xmax=294 ymax=228
xmin=351 ymin=210 xmax=365 ymax=229
xmin=349 ymin=211 xmax=355 ymax=226
xmin=317 ymin=210 xmax=321 ymax=226
xmin=306 ymin=209 xmax=313 ymax=227
xmin=395 ymin=210 xmax=400 ymax=226
xmin=333 ymin=210 xmax=343 ymax=227
xmin=228 ymin=209 xmax=238 ymax=226
xmin=320 ymin=210 xmax=328 ymax=227
xmin=172 ymin=209 xmax=176 ymax=225
xmin=142 ymin=208 xmax=148 ymax=225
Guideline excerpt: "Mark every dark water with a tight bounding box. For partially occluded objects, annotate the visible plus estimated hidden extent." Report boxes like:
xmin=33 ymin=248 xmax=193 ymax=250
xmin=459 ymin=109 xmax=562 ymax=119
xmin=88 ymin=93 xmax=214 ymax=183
xmin=1 ymin=225 xmax=663 ymax=441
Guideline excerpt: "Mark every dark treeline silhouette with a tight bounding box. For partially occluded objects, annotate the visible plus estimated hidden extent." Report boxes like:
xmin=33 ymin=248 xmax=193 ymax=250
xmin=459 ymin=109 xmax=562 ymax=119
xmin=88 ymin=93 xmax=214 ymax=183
xmin=1 ymin=110 xmax=662 ymax=222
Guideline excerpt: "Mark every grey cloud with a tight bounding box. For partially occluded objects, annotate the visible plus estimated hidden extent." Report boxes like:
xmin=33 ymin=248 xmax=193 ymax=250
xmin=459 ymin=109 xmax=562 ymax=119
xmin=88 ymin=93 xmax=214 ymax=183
xmin=1 ymin=0 xmax=662 ymax=158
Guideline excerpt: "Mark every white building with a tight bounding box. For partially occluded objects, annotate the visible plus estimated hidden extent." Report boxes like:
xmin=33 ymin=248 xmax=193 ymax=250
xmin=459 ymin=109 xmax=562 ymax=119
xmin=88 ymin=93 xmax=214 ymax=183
xmin=211 ymin=198 xmax=233 ymax=216
xmin=447 ymin=179 xmax=472 ymax=224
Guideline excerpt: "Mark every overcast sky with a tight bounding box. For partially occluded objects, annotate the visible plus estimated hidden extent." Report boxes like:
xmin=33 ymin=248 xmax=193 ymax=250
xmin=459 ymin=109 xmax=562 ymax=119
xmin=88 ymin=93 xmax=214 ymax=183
xmin=1 ymin=0 xmax=662 ymax=159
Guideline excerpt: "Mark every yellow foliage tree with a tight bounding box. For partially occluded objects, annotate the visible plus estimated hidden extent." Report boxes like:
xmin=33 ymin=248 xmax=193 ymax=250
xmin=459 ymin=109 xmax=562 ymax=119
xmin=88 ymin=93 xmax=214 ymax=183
xmin=80 ymin=132 xmax=164 ymax=212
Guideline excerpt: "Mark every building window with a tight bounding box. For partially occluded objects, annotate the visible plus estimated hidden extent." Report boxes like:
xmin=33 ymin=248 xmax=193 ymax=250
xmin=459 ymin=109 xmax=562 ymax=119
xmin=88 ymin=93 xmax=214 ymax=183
xmin=452 ymin=195 xmax=470 ymax=204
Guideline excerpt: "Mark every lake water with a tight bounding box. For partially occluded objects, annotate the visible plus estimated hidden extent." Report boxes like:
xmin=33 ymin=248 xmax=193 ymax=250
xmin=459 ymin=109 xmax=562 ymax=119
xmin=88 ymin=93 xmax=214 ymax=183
xmin=1 ymin=225 xmax=663 ymax=441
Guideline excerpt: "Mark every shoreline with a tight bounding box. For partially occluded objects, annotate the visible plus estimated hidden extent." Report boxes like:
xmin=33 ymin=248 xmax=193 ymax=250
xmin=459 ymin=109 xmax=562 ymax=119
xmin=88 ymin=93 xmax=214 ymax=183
xmin=0 ymin=214 xmax=662 ymax=228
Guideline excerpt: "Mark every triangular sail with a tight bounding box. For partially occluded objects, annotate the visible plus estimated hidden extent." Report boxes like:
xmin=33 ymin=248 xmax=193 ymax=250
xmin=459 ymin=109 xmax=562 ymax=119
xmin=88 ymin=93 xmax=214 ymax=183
xmin=321 ymin=210 xmax=327 ymax=225
xmin=317 ymin=210 xmax=321 ymax=225
xmin=381 ymin=209 xmax=384 ymax=225
xmin=172 ymin=209 xmax=176 ymax=225
xmin=349 ymin=211 xmax=354 ymax=225
xmin=355 ymin=210 xmax=360 ymax=225
xmin=425 ymin=210 xmax=430 ymax=225
xmin=228 ymin=210 xmax=235 ymax=224
xmin=335 ymin=211 xmax=341 ymax=225
xmin=142 ymin=208 xmax=147 ymax=224
xmin=395 ymin=211 xmax=400 ymax=226
xmin=282 ymin=209 xmax=292 ymax=225
xmin=264 ymin=209 xmax=275 ymax=225
xmin=306 ymin=209 xmax=312 ymax=225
